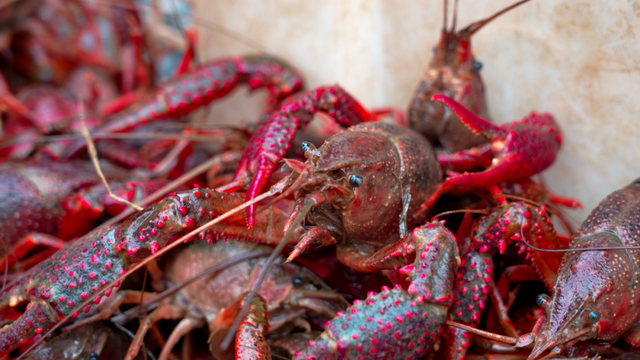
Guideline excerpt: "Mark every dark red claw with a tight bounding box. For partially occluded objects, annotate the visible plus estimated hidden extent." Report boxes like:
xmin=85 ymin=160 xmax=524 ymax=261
xmin=244 ymin=158 xmax=275 ymax=229
xmin=235 ymin=85 xmax=375 ymax=228
xmin=431 ymin=95 xmax=561 ymax=189
xmin=61 ymin=54 xmax=303 ymax=158
xmin=431 ymin=94 xmax=506 ymax=140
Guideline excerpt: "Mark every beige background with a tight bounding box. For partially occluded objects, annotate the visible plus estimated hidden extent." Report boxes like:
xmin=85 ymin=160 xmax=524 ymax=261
xmin=192 ymin=0 xmax=640 ymax=228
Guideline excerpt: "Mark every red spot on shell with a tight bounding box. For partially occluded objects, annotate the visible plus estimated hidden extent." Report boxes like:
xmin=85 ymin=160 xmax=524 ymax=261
xmin=150 ymin=242 xmax=159 ymax=255
xmin=81 ymin=292 xmax=88 ymax=299
xmin=156 ymin=221 xmax=163 ymax=228
xmin=179 ymin=206 xmax=189 ymax=216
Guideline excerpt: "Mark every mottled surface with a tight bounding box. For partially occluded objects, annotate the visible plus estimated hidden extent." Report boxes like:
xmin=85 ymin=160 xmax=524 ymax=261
xmin=99 ymin=54 xmax=302 ymax=134
xmin=195 ymin=0 xmax=640 ymax=226
xmin=295 ymin=222 xmax=459 ymax=359
xmin=441 ymin=237 xmax=492 ymax=360
xmin=530 ymin=181 xmax=640 ymax=358
xmin=0 ymin=188 xmax=295 ymax=354
xmin=434 ymin=95 xmax=562 ymax=187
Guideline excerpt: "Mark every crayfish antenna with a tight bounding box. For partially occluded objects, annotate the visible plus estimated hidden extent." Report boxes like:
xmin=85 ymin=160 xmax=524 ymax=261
xmin=451 ymin=0 xmax=459 ymax=31
xmin=102 ymin=151 xmax=242 ymax=227
xmin=443 ymin=0 xmax=448 ymax=32
xmin=462 ymin=0 xmax=532 ymax=36
xmin=79 ymin=102 xmax=143 ymax=211
xmin=446 ymin=320 xmax=518 ymax=345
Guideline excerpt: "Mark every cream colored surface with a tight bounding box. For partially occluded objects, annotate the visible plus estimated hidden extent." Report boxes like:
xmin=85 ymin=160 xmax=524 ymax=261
xmin=194 ymin=0 xmax=640 ymax=227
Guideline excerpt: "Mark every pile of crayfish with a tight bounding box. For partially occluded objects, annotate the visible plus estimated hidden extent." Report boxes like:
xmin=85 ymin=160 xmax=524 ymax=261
xmin=0 ymin=0 xmax=638 ymax=359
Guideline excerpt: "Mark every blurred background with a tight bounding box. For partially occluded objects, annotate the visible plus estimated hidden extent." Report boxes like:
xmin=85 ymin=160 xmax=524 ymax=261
xmin=196 ymin=0 xmax=640 ymax=227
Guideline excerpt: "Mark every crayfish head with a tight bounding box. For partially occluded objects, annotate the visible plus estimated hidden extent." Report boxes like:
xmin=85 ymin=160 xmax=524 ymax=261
xmin=528 ymin=233 xmax=632 ymax=359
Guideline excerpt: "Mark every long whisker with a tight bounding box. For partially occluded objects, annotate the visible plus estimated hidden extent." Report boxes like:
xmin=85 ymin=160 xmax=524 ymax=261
xmin=443 ymin=0 xmax=448 ymax=32
xmin=493 ymin=193 xmax=572 ymax=231
xmin=518 ymin=213 xmax=640 ymax=253
xmin=464 ymin=0 xmax=531 ymax=36
xmin=102 ymin=151 xmax=241 ymax=227
xmin=219 ymin=197 xmax=317 ymax=351
xmin=431 ymin=209 xmax=489 ymax=221
xmin=446 ymin=321 xmax=517 ymax=345
xmin=451 ymin=0 xmax=459 ymax=31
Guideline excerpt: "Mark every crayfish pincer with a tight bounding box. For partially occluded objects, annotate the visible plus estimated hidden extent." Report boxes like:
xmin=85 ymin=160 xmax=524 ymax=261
xmin=0 ymin=188 xmax=273 ymax=355
xmin=295 ymin=221 xmax=461 ymax=359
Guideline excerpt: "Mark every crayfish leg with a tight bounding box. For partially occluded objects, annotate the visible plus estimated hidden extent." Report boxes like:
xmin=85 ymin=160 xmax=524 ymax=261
xmin=0 ymin=299 xmax=60 ymax=356
xmin=209 ymin=292 xmax=271 ymax=360
xmin=440 ymin=238 xmax=493 ymax=360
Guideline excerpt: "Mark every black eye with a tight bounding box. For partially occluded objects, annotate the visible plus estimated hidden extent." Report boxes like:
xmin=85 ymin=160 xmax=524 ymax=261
xmin=536 ymin=294 xmax=550 ymax=308
xmin=88 ymin=353 xmax=100 ymax=360
xmin=588 ymin=310 xmax=600 ymax=324
xmin=292 ymin=277 xmax=304 ymax=288
xmin=473 ymin=60 xmax=483 ymax=71
xmin=349 ymin=175 xmax=363 ymax=187
xmin=301 ymin=141 xmax=313 ymax=154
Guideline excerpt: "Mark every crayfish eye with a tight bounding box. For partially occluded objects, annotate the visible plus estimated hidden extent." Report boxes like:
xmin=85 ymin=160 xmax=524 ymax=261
xmin=536 ymin=294 xmax=550 ymax=308
xmin=473 ymin=60 xmax=483 ymax=71
xmin=301 ymin=141 xmax=313 ymax=154
xmin=88 ymin=353 xmax=100 ymax=360
xmin=588 ymin=310 xmax=601 ymax=324
xmin=349 ymin=175 xmax=363 ymax=188
xmin=292 ymin=277 xmax=304 ymax=288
